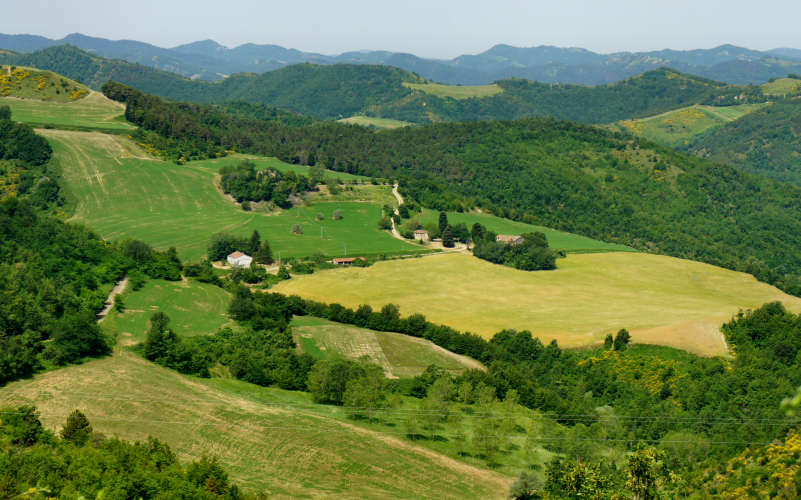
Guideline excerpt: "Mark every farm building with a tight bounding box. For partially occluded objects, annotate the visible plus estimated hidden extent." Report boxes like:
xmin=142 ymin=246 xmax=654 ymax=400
xmin=413 ymin=229 xmax=430 ymax=242
xmin=496 ymin=234 xmax=524 ymax=245
xmin=227 ymin=251 xmax=253 ymax=268
xmin=332 ymin=257 xmax=366 ymax=266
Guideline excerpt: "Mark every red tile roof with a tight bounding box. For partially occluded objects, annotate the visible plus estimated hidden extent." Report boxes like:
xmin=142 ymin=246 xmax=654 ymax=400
xmin=228 ymin=251 xmax=245 ymax=259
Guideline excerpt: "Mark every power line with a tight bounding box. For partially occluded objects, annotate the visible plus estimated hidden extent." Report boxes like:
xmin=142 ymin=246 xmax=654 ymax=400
xmin=0 ymin=410 xmax=787 ymax=447
xmin=3 ymin=390 xmax=799 ymax=425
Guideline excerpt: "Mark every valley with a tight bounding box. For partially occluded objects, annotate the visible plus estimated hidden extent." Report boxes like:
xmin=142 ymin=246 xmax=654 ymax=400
xmin=2 ymin=28 xmax=801 ymax=497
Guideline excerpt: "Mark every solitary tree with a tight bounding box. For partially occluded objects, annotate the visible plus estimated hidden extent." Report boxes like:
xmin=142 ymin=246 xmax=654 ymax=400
xmin=291 ymin=224 xmax=303 ymax=235
xmin=61 ymin=409 xmax=92 ymax=446
xmin=613 ymin=328 xmax=631 ymax=351
xmin=248 ymin=230 xmax=261 ymax=255
xmin=438 ymin=211 xmax=449 ymax=235
xmin=333 ymin=209 xmax=343 ymax=220
xmin=255 ymin=240 xmax=273 ymax=264
xmin=442 ymin=226 xmax=455 ymax=248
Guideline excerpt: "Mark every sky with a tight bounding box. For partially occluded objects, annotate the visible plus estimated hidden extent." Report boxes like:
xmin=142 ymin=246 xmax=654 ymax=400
xmin=2 ymin=0 xmax=800 ymax=58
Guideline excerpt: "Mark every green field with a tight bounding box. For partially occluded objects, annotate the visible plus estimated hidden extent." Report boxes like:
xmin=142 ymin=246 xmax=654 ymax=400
xmin=102 ymin=279 xmax=233 ymax=345
xmin=413 ymin=209 xmax=633 ymax=252
xmin=274 ymin=252 xmax=801 ymax=356
xmin=43 ymin=129 xmax=424 ymax=261
xmin=338 ymin=115 xmax=412 ymax=129
xmin=761 ymin=77 xmax=801 ymax=96
xmin=616 ymin=104 xmax=766 ymax=147
xmin=1 ymin=91 xmax=135 ymax=132
xmin=0 ymin=350 xmax=514 ymax=498
xmin=192 ymin=153 xmax=370 ymax=182
xmin=404 ymin=82 xmax=504 ymax=99
xmin=292 ymin=316 xmax=483 ymax=378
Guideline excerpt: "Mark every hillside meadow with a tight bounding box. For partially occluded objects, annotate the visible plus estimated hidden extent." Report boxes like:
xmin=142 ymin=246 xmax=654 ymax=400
xmin=403 ymin=82 xmax=504 ymax=99
xmin=291 ymin=316 xmax=483 ymax=378
xmin=413 ymin=209 xmax=633 ymax=253
xmin=614 ymin=103 xmax=765 ymax=147
xmin=42 ymin=129 xmax=423 ymax=261
xmin=0 ymin=350 xmax=513 ymax=499
xmin=1 ymin=90 xmax=134 ymax=132
xmin=274 ymin=252 xmax=801 ymax=356
xmin=103 ymin=279 xmax=234 ymax=344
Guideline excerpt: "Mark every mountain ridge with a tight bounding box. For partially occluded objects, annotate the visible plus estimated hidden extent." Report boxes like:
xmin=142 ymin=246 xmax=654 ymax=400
xmin=1 ymin=32 xmax=800 ymax=85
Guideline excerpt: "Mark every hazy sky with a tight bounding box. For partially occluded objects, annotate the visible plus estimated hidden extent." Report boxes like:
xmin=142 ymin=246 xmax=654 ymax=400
xmin=2 ymin=0 xmax=800 ymax=57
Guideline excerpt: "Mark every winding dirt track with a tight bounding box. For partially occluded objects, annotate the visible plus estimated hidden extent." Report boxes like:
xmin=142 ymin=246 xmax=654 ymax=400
xmin=97 ymin=277 xmax=128 ymax=323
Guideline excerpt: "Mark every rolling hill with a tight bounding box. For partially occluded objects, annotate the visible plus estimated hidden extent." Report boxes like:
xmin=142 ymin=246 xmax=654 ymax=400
xmin=686 ymin=98 xmax=801 ymax=185
xmin=0 ymin=46 xmax=769 ymax=124
xmin=106 ymin=82 xmax=801 ymax=297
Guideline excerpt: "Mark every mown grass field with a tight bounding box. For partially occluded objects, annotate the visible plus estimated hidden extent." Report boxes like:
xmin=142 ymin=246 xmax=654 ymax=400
xmin=0 ymin=350 xmax=513 ymax=498
xmin=404 ymin=82 xmax=504 ymax=99
xmin=615 ymin=104 xmax=766 ymax=147
xmin=338 ymin=115 xmax=412 ymax=129
xmin=274 ymin=252 xmax=801 ymax=356
xmin=103 ymin=279 xmax=233 ymax=344
xmin=292 ymin=316 xmax=483 ymax=378
xmin=43 ymin=129 xmax=423 ymax=261
xmin=1 ymin=92 xmax=134 ymax=132
xmin=761 ymin=77 xmax=801 ymax=96
xmin=412 ymin=209 xmax=633 ymax=252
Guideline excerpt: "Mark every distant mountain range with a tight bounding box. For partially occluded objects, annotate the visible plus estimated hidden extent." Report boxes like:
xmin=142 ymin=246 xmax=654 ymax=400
xmin=1 ymin=33 xmax=801 ymax=85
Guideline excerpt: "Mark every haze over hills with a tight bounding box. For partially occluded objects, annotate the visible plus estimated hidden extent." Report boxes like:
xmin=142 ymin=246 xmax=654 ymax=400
xmin=1 ymin=32 xmax=801 ymax=85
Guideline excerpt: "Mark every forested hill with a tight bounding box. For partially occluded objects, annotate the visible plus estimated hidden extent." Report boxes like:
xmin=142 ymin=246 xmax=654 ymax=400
xmin=107 ymin=82 xmax=801 ymax=295
xmin=375 ymin=69 xmax=753 ymax=124
xmin=687 ymin=97 xmax=801 ymax=185
xmin=0 ymin=46 xmax=763 ymax=124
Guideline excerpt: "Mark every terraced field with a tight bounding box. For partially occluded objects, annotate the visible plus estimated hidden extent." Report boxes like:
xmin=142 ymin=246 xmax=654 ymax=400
xmin=43 ymin=129 xmax=423 ymax=261
xmin=274 ymin=252 xmax=801 ymax=356
xmin=292 ymin=316 xmax=483 ymax=378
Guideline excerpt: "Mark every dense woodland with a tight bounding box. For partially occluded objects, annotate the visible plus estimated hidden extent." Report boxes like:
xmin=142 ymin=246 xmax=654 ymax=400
xmin=219 ymin=160 xmax=315 ymax=207
xmin=103 ymin=82 xmax=801 ymax=296
xmin=688 ymin=98 xmax=801 ymax=184
xmin=471 ymin=225 xmax=559 ymax=271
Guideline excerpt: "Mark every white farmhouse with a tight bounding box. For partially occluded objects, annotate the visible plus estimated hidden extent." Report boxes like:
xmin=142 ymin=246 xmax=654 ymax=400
xmin=227 ymin=251 xmax=253 ymax=268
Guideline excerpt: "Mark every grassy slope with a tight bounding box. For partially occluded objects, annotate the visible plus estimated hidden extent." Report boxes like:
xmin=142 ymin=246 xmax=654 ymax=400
xmin=0 ymin=350 xmax=512 ymax=498
xmin=403 ymin=82 xmax=504 ymax=99
xmin=0 ymin=66 xmax=88 ymax=101
xmin=1 ymin=91 xmax=134 ymax=132
xmin=103 ymin=279 xmax=234 ymax=344
xmin=615 ymin=103 xmax=766 ymax=147
xmin=42 ymin=129 xmax=423 ymax=261
xmin=761 ymin=78 xmax=801 ymax=96
xmin=414 ymin=209 xmax=633 ymax=252
xmin=338 ymin=115 xmax=412 ymax=129
xmin=292 ymin=316 xmax=483 ymax=378
xmin=274 ymin=252 xmax=801 ymax=356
